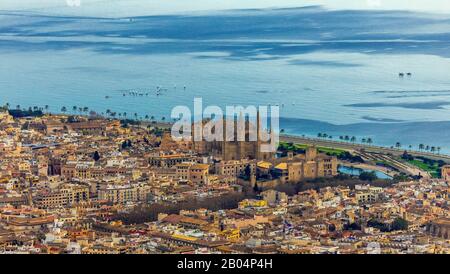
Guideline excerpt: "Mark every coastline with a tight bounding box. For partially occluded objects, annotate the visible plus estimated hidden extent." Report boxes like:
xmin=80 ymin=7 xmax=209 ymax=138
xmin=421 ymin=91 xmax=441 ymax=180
xmin=4 ymin=108 xmax=450 ymax=161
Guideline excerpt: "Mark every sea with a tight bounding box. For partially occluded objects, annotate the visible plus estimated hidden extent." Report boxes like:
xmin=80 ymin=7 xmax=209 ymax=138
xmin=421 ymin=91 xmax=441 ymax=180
xmin=1 ymin=6 xmax=450 ymax=153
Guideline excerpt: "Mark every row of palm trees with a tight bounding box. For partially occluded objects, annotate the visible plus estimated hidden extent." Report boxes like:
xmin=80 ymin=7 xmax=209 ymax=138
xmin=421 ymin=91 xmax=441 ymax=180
xmin=3 ymin=102 xmax=171 ymax=124
xmin=394 ymin=142 xmax=442 ymax=154
xmin=317 ymin=132 xmax=374 ymax=145
xmin=60 ymin=105 xmax=172 ymax=123
xmin=3 ymin=103 xmax=50 ymax=113
xmin=317 ymin=133 xmax=443 ymax=154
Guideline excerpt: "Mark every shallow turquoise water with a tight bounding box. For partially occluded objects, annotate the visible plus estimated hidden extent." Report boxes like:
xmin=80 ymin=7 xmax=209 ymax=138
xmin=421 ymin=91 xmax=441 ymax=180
xmin=338 ymin=166 xmax=393 ymax=180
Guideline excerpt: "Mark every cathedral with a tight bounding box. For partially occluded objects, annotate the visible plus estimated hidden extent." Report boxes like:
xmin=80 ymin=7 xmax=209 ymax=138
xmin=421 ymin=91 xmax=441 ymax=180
xmin=192 ymin=113 xmax=275 ymax=161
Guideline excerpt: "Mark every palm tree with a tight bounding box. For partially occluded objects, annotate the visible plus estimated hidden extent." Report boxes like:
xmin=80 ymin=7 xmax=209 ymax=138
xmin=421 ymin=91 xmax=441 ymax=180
xmin=431 ymin=146 xmax=436 ymax=154
xmin=339 ymin=136 xmax=344 ymax=141
xmin=151 ymin=116 xmax=155 ymax=121
xmin=83 ymin=107 xmax=89 ymax=113
xmin=437 ymin=147 xmax=441 ymax=154
xmin=61 ymin=106 xmax=67 ymax=113
xmin=45 ymin=105 xmax=49 ymax=113
xmin=72 ymin=106 xmax=77 ymax=113
xmin=395 ymin=142 xmax=401 ymax=149
xmin=425 ymin=145 xmax=430 ymax=152
xmin=5 ymin=102 xmax=9 ymax=109
xmin=318 ymin=133 xmax=323 ymax=138
xmin=350 ymin=136 xmax=356 ymax=143
xmin=162 ymin=116 xmax=166 ymax=121
xmin=408 ymin=145 xmax=412 ymax=151
xmin=361 ymin=138 xmax=366 ymax=143
xmin=419 ymin=144 xmax=424 ymax=151
xmin=16 ymin=105 xmax=20 ymax=110
xmin=367 ymin=138 xmax=373 ymax=145
xmin=145 ymin=115 xmax=149 ymax=121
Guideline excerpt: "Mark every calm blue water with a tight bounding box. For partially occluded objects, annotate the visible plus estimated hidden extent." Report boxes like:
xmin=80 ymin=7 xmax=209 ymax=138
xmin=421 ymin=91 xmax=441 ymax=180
xmin=1 ymin=7 xmax=450 ymax=152
xmin=338 ymin=166 xmax=392 ymax=180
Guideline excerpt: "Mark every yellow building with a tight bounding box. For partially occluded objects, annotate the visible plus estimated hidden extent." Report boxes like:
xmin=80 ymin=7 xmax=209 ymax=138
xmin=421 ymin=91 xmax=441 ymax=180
xmin=238 ymin=199 xmax=267 ymax=209
xmin=220 ymin=229 xmax=240 ymax=240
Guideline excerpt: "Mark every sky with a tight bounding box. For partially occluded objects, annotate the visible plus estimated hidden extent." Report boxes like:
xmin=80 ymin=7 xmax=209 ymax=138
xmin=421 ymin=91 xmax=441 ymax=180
xmin=1 ymin=0 xmax=450 ymax=17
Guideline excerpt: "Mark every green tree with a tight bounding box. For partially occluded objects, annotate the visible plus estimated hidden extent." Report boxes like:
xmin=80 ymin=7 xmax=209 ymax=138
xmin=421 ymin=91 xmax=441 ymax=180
xmin=253 ymin=182 xmax=260 ymax=193
xmin=93 ymin=151 xmax=100 ymax=161
xmin=359 ymin=171 xmax=378 ymax=181
xmin=391 ymin=217 xmax=408 ymax=231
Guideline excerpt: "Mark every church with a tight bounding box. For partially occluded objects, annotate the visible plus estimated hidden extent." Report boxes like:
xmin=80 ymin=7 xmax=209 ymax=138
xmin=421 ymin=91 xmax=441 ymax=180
xmin=192 ymin=113 xmax=275 ymax=161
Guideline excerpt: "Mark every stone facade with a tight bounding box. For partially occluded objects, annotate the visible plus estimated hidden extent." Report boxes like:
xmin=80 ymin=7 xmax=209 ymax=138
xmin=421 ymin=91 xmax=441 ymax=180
xmin=269 ymin=147 xmax=338 ymax=183
xmin=427 ymin=218 xmax=450 ymax=239
xmin=192 ymin=114 xmax=275 ymax=161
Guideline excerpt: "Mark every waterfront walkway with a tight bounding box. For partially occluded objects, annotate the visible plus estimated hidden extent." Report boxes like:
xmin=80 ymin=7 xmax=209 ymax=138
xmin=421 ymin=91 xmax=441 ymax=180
xmin=280 ymin=135 xmax=450 ymax=163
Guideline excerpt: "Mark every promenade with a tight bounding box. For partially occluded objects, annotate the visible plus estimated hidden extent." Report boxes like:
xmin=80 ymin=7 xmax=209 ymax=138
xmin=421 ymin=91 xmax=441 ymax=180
xmin=280 ymin=135 xmax=450 ymax=163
